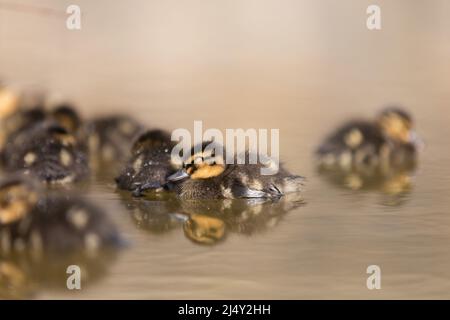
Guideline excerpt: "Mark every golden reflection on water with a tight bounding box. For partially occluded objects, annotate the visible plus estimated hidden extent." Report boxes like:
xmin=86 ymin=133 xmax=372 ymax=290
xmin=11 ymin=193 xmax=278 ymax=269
xmin=118 ymin=190 xmax=305 ymax=245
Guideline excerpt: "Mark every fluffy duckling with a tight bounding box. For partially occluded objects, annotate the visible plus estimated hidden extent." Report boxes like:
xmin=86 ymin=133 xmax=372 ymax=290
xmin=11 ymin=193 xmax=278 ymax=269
xmin=0 ymin=103 xmax=83 ymax=169
xmin=115 ymin=129 xmax=177 ymax=196
xmin=81 ymin=115 xmax=144 ymax=164
xmin=316 ymin=107 xmax=421 ymax=169
xmin=0 ymin=176 xmax=123 ymax=255
xmin=167 ymin=142 xmax=305 ymax=200
xmin=2 ymin=121 xmax=89 ymax=184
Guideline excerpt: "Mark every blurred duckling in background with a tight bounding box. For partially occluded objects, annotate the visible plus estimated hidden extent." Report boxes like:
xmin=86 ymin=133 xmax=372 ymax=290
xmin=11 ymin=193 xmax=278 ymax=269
xmin=2 ymin=121 xmax=89 ymax=184
xmin=0 ymin=175 xmax=123 ymax=255
xmin=167 ymin=142 xmax=305 ymax=200
xmin=316 ymin=107 xmax=422 ymax=170
xmin=80 ymin=115 xmax=144 ymax=166
xmin=315 ymin=107 xmax=420 ymax=202
xmin=115 ymin=129 xmax=177 ymax=196
xmin=0 ymin=89 xmax=82 ymax=156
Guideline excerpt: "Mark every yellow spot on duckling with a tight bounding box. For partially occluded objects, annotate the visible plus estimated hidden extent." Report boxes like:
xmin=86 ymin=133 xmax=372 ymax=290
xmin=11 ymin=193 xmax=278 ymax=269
xmin=190 ymin=164 xmax=225 ymax=180
xmin=24 ymin=152 xmax=37 ymax=166
xmin=60 ymin=149 xmax=73 ymax=167
xmin=55 ymin=133 xmax=76 ymax=147
xmin=344 ymin=129 xmax=363 ymax=149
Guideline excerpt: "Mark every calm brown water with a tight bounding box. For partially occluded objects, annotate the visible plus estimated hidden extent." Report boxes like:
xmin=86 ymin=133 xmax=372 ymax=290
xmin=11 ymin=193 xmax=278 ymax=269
xmin=1 ymin=0 xmax=450 ymax=299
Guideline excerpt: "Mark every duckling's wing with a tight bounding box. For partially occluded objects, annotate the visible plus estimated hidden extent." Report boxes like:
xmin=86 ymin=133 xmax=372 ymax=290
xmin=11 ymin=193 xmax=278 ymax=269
xmin=232 ymin=183 xmax=283 ymax=199
xmin=240 ymin=188 xmax=271 ymax=198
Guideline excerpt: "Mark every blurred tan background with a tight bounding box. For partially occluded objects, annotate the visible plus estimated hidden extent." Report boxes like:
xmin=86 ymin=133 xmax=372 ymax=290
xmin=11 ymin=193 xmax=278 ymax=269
xmin=1 ymin=0 xmax=449 ymax=123
xmin=2 ymin=0 xmax=449 ymax=174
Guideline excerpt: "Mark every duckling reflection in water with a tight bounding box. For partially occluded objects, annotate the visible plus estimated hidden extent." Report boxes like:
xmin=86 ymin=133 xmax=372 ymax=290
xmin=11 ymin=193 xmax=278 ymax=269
xmin=115 ymin=129 xmax=178 ymax=196
xmin=167 ymin=142 xmax=305 ymax=200
xmin=0 ymin=176 xmax=124 ymax=255
xmin=0 ymin=175 xmax=123 ymax=297
xmin=0 ymin=253 xmax=118 ymax=299
xmin=118 ymin=190 xmax=304 ymax=245
xmin=180 ymin=195 xmax=304 ymax=244
xmin=2 ymin=122 xmax=89 ymax=184
xmin=0 ymin=87 xmax=81 ymax=153
xmin=316 ymin=107 xmax=421 ymax=202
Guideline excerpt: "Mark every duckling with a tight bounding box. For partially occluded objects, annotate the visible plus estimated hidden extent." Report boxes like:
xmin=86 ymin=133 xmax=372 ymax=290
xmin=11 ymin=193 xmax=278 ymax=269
xmin=80 ymin=115 xmax=144 ymax=165
xmin=167 ymin=142 xmax=305 ymax=200
xmin=2 ymin=121 xmax=89 ymax=184
xmin=115 ymin=129 xmax=177 ymax=196
xmin=316 ymin=107 xmax=421 ymax=169
xmin=0 ymin=175 xmax=123 ymax=255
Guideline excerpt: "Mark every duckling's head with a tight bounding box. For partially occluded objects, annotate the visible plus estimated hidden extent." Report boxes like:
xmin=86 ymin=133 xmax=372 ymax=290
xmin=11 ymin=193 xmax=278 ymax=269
xmin=0 ymin=177 xmax=39 ymax=225
xmin=131 ymin=129 xmax=172 ymax=155
xmin=376 ymin=107 xmax=418 ymax=145
xmin=51 ymin=104 xmax=81 ymax=133
xmin=167 ymin=141 xmax=226 ymax=182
